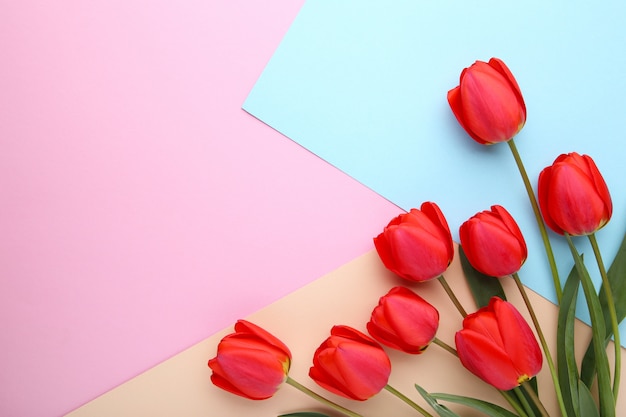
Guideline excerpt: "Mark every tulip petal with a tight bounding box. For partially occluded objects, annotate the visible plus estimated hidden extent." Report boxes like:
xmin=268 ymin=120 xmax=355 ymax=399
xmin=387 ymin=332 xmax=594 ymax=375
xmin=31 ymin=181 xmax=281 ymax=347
xmin=211 ymin=349 xmax=286 ymax=399
xmin=487 ymin=58 xmax=526 ymax=117
xmin=492 ymin=299 xmax=543 ymax=378
xmin=333 ymin=341 xmax=391 ymax=399
xmin=311 ymin=341 xmax=390 ymax=401
xmin=582 ymin=154 xmax=612 ymax=217
xmin=460 ymin=67 xmax=524 ymax=143
xmin=491 ymin=205 xmax=528 ymax=256
xmin=421 ymin=202 xmax=455 ymax=261
xmin=448 ymin=86 xmax=477 ymax=139
xmin=538 ymin=166 xmax=563 ymax=234
xmin=368 ymin=288 xmax=439 ymax=354
xmin=455 ymin=330 xmax=521 ymax=390
xmin=462 ymin=309 xmax=505 ymax=348
xmin=310 ymin=326 xmax=391 ymax=401
xmin=388 ymin=226 xmax=451 ymax=280
xmin=448 ymin=78 xmax=490 ymax=145
xmin=235 ymin=320 xmax=292 ymax=359
xmin=384 ymin=292 xmax=438 ymax=346
xmin=330 ymin=325 xmax=378 ymax=345
xmin=373 ymin=231 xmax=400 ymax=273
xmin=460 ymin=219 xmax=524 ymax=276
xmin=538 ymin=153 xmax=612 ymax=236
xmin=548 ymin=164 xmax=609 ymax=235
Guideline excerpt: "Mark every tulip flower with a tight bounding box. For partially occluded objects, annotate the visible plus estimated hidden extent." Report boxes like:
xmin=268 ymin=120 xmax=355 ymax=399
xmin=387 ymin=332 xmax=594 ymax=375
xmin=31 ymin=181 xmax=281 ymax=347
xmin=367 ymin=286 xmax=439 ymax=354
xmin=455 ymin=297 xmax=542 ymax=390
xmin=374 ymin=202 xmax=454 ymax=282
xmin=459 ymin=205 xmax=527 ymax=277
xmin=208 ymin=320 xmax=291 ymax=400
xmin=309 ymin=325 xmax=391 ymax=401
xmin=538 ymin=152 xmax=612 ymax=236
xmin=448 ymin=58 xmax=526 ymax=145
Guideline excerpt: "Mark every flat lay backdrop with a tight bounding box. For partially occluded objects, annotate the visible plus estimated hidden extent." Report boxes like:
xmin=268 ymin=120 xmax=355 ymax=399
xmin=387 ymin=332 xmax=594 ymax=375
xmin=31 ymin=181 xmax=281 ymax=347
xmin=0 ymin=2 xmax=401 ymax=416
xmin=1 ymin=1 xmax=625 ymax=416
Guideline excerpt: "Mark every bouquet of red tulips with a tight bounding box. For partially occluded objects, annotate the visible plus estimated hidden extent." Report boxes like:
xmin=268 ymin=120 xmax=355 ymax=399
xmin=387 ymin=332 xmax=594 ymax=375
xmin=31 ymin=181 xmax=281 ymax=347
xmin=208 ymin=58 xmax=625 ymax=417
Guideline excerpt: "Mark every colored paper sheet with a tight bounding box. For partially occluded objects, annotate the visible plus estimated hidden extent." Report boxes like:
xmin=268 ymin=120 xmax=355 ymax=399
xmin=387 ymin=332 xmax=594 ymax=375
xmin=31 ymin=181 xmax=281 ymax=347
xmin=0 ymin=2 xmax=402 ymax=416
xmin=243 ymin=0 xmax=626 ymax=341
xmin=68 ymin=249 xmax=626 ymax=416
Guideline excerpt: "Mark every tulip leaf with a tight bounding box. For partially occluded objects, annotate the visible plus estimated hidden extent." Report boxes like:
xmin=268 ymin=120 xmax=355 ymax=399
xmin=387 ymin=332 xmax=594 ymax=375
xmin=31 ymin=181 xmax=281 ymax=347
xmin=279 ymin=413 xmax=332 ymax=417
xmin=556 ymin=262 xmax=582 ymax=417
xmin=581 ymin=231 xmax=626 ymax=386
xmin=430 ymin=393 xmax=518 ymax=417
xmin=414 ymin=384 xmax=462 ymax=417
xmin=458 ymin=245 xmax=507 ymax=309
xmin=577 ymin=379 xmax=600 ymax=417
xmin=565 ymin=237 xmax=615 ymax=417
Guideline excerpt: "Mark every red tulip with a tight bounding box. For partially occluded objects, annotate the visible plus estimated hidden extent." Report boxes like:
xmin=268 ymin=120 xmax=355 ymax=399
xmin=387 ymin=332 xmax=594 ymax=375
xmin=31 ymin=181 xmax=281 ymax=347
xmin=367 ymin=286 xmax=439 ymax=354
xmin=459 ymin=205 xmax=527 ymax=277
xmin=208 ymin=320 xmax=291 ymax=400
xmin=448 ymin=58 xmax=526 ymax=145
xmin=538 ymin=152 xmax=612 ymax=236
xmin=455 ymin=297 xmax=542 ymax=390
xmin=309 ymin=325 xmax=391 ymax=400
xmin=374 ymin=202 xmax=454 ymax=282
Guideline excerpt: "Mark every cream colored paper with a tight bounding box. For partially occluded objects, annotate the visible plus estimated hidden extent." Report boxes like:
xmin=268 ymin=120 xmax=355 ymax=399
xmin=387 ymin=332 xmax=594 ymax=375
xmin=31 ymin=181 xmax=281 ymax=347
xmin=69 ymin=248 xmax=625 ymax=416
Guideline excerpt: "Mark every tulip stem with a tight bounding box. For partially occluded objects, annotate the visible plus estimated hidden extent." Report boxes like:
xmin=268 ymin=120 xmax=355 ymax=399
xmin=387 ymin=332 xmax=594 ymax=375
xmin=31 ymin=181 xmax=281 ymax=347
xmin=384 ymin=384 xmax=434 ymax=417
xmin=437 ymin=275 xmax=467 ymax=317
xmin=588 ymin=233 xmax=621 ymax=400
xmin=507 ymin=139 xmax=562 ymax=303
xmin=500 ymin=389 xmax=530 ymax=417
xmin=521 ymin=381 xmax=551 ymax=417
xmin=512 ymin=386 xmax=538 ymax=417
xmin=432 ymin=337 xmax=457 ymax=357
xmin=285 ymin=377 xmax=364 ymax=417
xmin=512 ymin=273 xmax=567 ymax=417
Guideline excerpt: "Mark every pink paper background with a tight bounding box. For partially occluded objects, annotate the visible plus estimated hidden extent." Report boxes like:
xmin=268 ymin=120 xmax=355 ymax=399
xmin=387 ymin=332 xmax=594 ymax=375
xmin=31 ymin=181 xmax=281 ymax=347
xmin=0 ymin=2 xmax=400 ymax=416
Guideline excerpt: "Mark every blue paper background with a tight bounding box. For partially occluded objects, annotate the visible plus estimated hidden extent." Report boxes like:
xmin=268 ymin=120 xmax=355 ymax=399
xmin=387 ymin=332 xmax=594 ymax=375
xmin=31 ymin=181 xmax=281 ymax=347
xmin=244 ymin=0 xmax=626 ymax=342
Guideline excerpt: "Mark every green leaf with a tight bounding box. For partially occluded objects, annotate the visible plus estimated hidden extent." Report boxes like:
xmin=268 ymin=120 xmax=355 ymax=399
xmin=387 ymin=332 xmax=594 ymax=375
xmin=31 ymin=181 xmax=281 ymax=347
xmin=577 ymin=379 xmax=600 ymax=417
xmin=556 ymin=263 xmax=582 ymax=417
xmin=430 ymin=393 xmax=518 ymax=417
xmin=279 ymin=413 xmax=332 ymax=417
xmin=565 ymin=237 xmax=615 ymax=417
xmin=602 ymin=231 xmax=626 ymax=327
xmin=414 ymin=384 xmax=462 ymax=417
xmin=459 ymin=245 xmax=507 ymax=308
xmin=581 ymin=231 xmax=626 ymax=385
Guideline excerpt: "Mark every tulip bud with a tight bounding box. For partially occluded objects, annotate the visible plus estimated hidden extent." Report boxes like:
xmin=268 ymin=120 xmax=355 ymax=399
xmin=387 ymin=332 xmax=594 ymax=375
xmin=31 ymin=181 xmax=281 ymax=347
xmin=455 ymin=297 xmax=542 ymax=390
xmin=459 ymin=205 xmax=527 ymax=277
xmin=208 ymin=320 xmax=291 ymax=400
xmin=538 ymin=152 xmax=612 ymax=236
xmin=448 ymin=58 xmax=526 ymax=145
xmin=367 ymin=286 xmax=439 ymax=354
xmin=309 ymin=325 xmax=391 ymax=401
xmin=374 ymin=202 xmax=454 ymax=282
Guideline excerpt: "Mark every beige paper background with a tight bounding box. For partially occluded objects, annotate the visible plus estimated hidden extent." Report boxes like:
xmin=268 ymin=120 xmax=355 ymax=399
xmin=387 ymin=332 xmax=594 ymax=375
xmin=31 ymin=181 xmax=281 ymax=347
xmin=69 ymin=247 xmax=625 ymax=416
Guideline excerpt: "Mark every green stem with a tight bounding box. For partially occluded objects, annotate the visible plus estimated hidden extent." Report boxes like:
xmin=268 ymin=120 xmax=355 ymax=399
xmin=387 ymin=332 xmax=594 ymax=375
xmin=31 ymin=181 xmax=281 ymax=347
xmin=512 ymin=273 xmax=567 ymax=417
xmin=507 ymin=139 xmax=562 ymax=303
xmin=513 ymin=386 xmax=538 ymax=417
xmin=500 ymin=389 xmax=530 ymax=417
xmin=285 ymin=377 xmax=364 ymax=417
xmin=384 ymin=384 xmax=434 ymax=417
xmin=432 ymin=337 xmax=457 ymax=357
xmin=437 ymin=275 xmax=467 ymax=317
xmin=589 ymin=233 xmax=621 ymax=400
xmin=521 ymin=381 xmax=551 ymax=417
